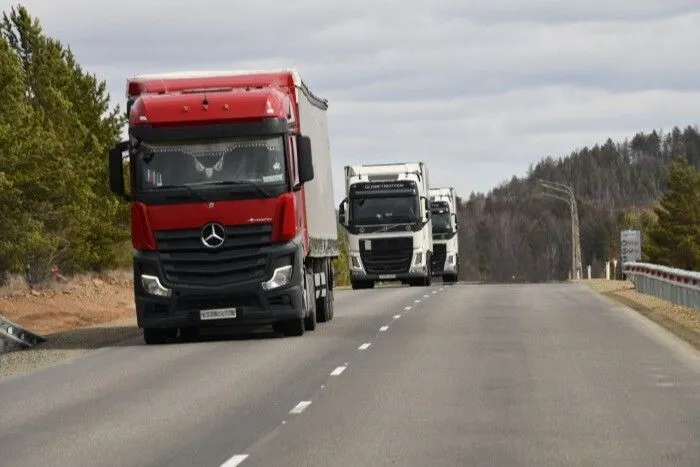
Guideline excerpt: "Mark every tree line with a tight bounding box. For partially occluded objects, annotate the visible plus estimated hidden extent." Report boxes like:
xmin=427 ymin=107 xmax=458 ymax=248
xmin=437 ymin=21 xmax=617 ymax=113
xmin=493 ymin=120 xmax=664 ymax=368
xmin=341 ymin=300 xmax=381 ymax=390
xmin=456 ymin=127 xmax=700 ymax=282
xmin=0 ymin=6 xmax=127 ymax=284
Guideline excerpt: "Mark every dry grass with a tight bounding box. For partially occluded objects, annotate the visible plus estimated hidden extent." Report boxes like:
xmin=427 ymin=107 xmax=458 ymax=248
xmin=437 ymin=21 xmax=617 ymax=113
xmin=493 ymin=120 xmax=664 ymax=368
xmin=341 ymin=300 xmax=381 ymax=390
xmin=0 ymin=269 xmax=135 ymax=335
xmin=580 ymin=278 xmax=700 ymax=350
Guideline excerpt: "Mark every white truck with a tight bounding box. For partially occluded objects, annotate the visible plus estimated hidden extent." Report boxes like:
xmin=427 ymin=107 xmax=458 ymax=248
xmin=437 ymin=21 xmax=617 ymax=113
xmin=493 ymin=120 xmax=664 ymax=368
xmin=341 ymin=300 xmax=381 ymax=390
xmin=429 ymin=187 xmax=459 ymax=283
xmin=338 ymin=162 xmax=433 ymax=289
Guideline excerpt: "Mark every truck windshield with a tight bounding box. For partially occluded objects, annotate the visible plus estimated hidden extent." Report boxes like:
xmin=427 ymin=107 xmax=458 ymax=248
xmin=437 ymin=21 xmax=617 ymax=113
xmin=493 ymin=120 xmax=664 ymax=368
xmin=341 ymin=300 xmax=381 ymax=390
xmin=431 ymin=212 xmax=451 ymax=233
xmin=134 ymin=135 xmax=286 ymax=191
xmin=351 ymin=196 xmax=420 ymax=225
xmin=431 ymin=203 xmax=451 ymax=233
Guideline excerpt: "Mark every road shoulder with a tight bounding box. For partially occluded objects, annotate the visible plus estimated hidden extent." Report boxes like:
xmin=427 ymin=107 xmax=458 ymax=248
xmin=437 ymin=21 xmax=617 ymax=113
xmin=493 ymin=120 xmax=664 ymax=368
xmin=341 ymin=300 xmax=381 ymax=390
xmin=579 ymin=279 xmax=700 ymax=351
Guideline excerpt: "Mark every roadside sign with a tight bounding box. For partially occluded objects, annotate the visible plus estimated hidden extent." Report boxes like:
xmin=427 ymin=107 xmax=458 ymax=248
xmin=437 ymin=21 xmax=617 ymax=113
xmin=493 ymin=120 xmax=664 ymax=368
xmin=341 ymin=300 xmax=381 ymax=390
xmin=620 ymin=229 xmax=642 ymax=265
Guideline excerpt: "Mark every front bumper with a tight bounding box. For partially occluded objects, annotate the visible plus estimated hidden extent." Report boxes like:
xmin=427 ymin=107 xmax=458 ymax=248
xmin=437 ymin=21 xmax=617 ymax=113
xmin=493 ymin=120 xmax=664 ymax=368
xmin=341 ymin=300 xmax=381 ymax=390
xmin=350 ymin=269 xmax=430 ymax=281
xmin=349 ymin=248 xmax=430 ymax=281
xmin=133 ymin=241 xmax=305 ymax=329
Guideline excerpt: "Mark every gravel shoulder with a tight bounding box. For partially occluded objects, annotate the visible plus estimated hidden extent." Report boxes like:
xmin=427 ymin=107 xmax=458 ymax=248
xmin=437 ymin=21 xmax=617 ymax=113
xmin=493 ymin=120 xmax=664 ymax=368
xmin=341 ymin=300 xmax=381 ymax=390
xmin=580 ymin=278 xmax=700 ymax=351
xmin=0 ymin=271 xmax=139 ymax=379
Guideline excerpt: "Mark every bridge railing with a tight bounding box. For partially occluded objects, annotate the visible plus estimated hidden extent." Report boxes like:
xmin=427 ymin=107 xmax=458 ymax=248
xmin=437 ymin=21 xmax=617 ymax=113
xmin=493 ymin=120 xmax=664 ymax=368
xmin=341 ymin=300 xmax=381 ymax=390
xmin=622 ymin=262 xmax=700 ymax=311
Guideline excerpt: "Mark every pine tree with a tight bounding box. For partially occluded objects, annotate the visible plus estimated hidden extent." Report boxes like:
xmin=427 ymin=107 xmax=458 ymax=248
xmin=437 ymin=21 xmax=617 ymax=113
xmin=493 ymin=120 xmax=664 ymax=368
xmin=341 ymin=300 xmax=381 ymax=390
xmin=1 ymin=6 xmax=128 ymax=276
xmin=645 ymin=156 xmax=700 ymax=270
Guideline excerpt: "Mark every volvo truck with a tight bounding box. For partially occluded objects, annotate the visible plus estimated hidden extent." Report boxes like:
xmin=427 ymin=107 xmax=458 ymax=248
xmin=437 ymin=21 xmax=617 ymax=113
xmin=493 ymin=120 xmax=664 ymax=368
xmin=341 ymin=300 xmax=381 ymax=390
xmin=108 ymin=69 xmax=339 ymax=344
xmin=429 ymin=187 xmax=459 ymax=283
xmin=338 ymin=162 xmax=433 ymax=289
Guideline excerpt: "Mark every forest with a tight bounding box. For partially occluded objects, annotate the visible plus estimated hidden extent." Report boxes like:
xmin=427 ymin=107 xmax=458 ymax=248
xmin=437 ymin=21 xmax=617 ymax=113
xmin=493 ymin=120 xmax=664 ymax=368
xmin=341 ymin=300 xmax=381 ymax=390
xmin=456 ymin=128 xmax=700 ymax=282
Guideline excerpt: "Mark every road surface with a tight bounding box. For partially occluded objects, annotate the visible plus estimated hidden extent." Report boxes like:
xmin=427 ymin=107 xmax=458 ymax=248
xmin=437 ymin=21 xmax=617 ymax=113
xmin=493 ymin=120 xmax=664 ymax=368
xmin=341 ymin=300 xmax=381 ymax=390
xmin=1 ymin=283 xmax=699 ymax=466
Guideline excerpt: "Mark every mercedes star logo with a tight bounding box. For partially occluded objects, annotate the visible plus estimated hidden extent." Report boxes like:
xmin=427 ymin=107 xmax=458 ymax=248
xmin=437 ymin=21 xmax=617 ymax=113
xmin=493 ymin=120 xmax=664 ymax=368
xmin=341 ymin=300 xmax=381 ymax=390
xmin=201 ymin=222 xmax=226 ymax=249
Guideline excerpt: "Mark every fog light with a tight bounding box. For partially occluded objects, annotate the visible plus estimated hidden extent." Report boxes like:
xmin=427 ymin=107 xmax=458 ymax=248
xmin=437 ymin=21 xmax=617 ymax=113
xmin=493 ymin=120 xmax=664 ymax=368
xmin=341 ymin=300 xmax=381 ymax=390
xmin=262 ymin=265 xmax=293 ymax=290
xmin=141 ymin=274 xmax=172 ymax=297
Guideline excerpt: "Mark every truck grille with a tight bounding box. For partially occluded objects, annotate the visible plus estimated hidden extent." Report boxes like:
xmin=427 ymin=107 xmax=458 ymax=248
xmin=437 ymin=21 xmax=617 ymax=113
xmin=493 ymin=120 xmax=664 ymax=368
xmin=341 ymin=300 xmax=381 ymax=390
xmin=155 ymin=224 xmax=272 ymax=286
xmin=360 ymin=237 xmax=413 ymax=275
xmin=432 ymin=244 xmax=447 ymax=272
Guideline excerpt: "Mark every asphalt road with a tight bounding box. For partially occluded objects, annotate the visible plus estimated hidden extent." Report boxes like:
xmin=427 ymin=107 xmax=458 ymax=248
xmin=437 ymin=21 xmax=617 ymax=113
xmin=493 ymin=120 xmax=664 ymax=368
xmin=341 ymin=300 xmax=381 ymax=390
xmin=1 ymin=282 xmax=700 ymax=466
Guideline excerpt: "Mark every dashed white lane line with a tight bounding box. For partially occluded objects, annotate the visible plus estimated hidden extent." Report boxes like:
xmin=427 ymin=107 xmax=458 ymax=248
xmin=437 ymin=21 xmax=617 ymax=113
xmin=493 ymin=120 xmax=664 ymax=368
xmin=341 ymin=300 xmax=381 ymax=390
xmin=439 ymin=287 xmax=444 ymax=291
xmin=423 ymin=294 xmax=430 ymax=298
xmin=330 ymin=366 xmax=347 ymax=376
xmin=393 ymin=314 xmax=401 ymax=319
xmin=290 ymin=401 xmax=312 ymax=414
xmin=358 ymin=343 xmax=372 ymax=350
xmin=432 ymin=290 xmax=437 ymax=294
xmin=414 ymin=299 xmax=421 ymax=303
xmin=404 ymin=306 xmax=412 ymax=311
xmin=379 ymin=325 xmax=389 ymax=332
xmin=221 ymin=454 xmax=249 ymax=467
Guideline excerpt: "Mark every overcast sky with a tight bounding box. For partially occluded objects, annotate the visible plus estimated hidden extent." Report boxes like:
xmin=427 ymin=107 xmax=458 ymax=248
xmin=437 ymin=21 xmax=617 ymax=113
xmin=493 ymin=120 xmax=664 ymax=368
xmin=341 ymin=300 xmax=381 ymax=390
xmin=10 ymin=0 xmax=700 ymax=203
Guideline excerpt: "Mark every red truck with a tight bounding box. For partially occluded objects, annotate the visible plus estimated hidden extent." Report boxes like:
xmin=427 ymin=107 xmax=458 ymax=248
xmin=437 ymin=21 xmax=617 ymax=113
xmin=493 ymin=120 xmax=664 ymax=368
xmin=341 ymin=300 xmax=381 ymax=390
xmin=108 ymin=69 xmax=339 ymax=344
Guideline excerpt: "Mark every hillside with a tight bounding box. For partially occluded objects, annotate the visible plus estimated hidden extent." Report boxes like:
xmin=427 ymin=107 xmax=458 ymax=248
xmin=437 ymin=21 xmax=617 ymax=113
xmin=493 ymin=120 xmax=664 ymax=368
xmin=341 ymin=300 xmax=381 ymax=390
xmin=457 ymin=126 xmax=700 ymax=282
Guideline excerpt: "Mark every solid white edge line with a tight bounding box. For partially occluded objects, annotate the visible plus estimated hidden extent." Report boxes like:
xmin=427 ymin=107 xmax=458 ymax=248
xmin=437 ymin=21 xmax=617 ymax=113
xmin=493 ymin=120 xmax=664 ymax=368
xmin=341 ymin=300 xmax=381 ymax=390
xmin=358 ymin=342 xmax=371 ymax=350
xmin=379 ymin=325 xmax=389 ymax=331
xmin=221 ymin=454 xmax=249 ymax=467
xmin=290 ymin=400 xmax=312 ymax=414
xmin=393 ymin=314 xmax=401 ymax=319
xmin=330 ymin=366 xmax=346 ymax=376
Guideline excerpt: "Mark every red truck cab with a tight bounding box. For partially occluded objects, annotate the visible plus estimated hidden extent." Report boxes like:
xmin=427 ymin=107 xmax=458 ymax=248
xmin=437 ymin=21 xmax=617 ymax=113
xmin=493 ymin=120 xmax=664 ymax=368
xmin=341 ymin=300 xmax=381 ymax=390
xmin=108 ymin=70 xmax=337 ymax=344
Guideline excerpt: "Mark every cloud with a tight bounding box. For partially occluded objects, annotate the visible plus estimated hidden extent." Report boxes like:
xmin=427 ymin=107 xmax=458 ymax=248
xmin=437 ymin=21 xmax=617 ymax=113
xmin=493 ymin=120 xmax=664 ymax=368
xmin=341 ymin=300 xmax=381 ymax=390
xmin=9 ymin=0 xmax=700 ymax=202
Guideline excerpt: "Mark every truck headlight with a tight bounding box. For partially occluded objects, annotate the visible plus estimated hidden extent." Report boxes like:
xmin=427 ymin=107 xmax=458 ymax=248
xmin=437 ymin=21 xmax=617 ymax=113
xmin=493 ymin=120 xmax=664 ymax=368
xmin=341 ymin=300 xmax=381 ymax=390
xmin=141 ymin=274 xmax=172 ymax=297
xmin=262 ymin=265 xmax=293 ymax=290
xmin=413 ymin=252 xmax=424 ymax=266
xmin=350 ymin=254 xmax=363 ymax=270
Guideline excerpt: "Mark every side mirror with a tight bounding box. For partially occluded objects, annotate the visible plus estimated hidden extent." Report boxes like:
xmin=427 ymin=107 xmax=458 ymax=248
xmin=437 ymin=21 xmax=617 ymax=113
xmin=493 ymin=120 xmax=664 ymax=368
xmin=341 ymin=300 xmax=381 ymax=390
xmin=338 ymin=198 xmax=349 ymax=226
xmin=452 ymin=213 xmax=458 ymax=227
xmin=109 ymin=141 xmax=129 ymax=198
xmin=421 ymin=197 xmax=430 ymax=222
xmin=297 ymin=135 xmax=314 ymax=185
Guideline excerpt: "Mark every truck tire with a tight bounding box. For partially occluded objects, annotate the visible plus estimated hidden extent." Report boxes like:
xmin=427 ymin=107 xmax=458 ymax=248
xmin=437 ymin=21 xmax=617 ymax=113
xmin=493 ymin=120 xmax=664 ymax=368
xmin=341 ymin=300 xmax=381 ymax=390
xmin=443 ymin=274 xmax=457 ymax=283
xmin=351 ymin=280 xmax=374 ymax=290
xmin=274 ymin=319 xmax=305 ymax=337
xmin=316 ymin=259 xmax=333 ymax=323
xmin=423 ymin=254 xmax=433 ymax=286
xmin=303 ymin=268 xmax=317 ymax=331
xmin=179 ymin=326 xmax=200 ymax=342
xmin=143 ymin=327 xmax=176 ymax=345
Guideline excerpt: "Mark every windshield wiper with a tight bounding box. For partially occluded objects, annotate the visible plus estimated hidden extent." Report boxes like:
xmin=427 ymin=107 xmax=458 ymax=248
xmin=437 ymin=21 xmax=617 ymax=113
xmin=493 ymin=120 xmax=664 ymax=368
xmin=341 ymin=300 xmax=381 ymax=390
xmin=161 ymin=184 xmax=209 ymax=202
xmin=194 ymin=180 xmax=274 ymax=198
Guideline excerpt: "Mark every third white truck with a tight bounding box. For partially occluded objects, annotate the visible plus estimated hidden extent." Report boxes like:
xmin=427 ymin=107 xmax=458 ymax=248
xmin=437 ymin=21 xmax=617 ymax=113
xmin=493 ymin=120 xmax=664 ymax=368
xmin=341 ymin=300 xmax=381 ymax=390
xmin=339 ymin=162 xmax=433 ymax=289
xmin=429 ymin=187 xmax=459 ymax=283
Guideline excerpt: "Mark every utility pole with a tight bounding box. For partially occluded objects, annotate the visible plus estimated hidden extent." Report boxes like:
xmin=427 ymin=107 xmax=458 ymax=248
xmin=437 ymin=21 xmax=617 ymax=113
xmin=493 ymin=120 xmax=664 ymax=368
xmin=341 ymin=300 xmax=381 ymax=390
xmin=538 ymin=180 xmax=583 ymax=280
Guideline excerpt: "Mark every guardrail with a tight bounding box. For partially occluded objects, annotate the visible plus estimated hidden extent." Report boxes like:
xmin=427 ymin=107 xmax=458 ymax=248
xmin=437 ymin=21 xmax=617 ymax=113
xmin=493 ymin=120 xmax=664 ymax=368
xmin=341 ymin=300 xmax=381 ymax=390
xmin=622 ymin=262 xmax=700 ymax=311
xmin=0 ymin=315 xmax=46 ymax=354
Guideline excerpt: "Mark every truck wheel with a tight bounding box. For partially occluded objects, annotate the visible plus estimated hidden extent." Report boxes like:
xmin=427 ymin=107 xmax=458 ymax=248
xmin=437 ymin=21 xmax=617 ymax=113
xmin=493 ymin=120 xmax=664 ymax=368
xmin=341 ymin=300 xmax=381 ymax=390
xmin=304 ymin=268 xmax=317 ymax=331
xmin=143 ymin=327 xmax=175 ymax=345
xmin=179 ymin=326 xmax=200 ymax=342
xmin=274 ymin=318 xmax=305 ymax=337
xmin=304 ymin=309 xmax=317 ymax=330
xmin=316 ymin=260 xmax=333 ymax=323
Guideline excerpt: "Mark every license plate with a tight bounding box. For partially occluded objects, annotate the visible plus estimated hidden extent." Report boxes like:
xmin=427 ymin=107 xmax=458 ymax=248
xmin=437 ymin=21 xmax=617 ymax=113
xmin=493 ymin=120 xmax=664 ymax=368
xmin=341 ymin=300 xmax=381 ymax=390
xmin=200 ymin=307 xmax=237 ymax=320
xmin=378 ymin=274 xmax=396 ymax=280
